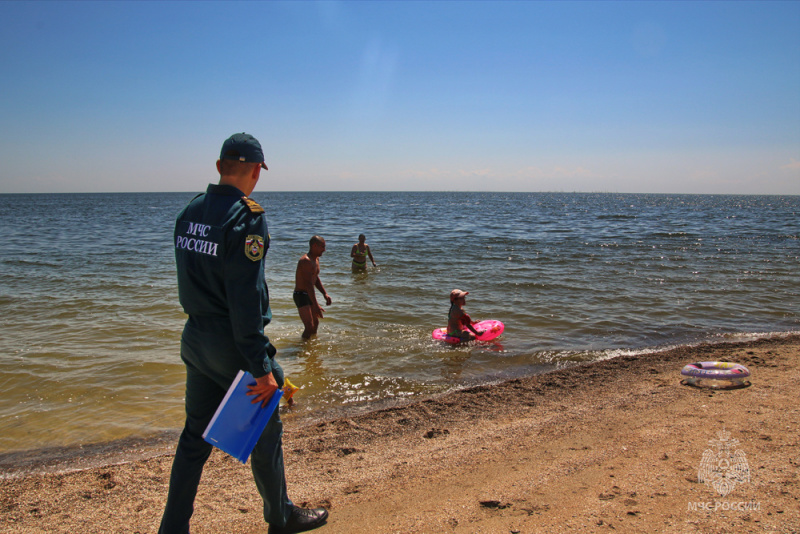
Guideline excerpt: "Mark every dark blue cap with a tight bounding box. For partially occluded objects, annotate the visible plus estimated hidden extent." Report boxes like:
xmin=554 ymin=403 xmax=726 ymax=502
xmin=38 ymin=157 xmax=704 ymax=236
xmin=220 ymin=133 xmax=268 ymax=170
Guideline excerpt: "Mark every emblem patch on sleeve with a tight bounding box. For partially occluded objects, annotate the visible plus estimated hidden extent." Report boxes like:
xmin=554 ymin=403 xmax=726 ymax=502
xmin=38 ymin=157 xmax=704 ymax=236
xmin=245 ymin=235 xmax=265 ymax=261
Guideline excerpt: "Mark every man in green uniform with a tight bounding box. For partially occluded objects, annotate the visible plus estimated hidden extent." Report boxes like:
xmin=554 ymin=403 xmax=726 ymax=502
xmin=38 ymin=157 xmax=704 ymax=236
xmin=159 ymin=133 xmax=328 ymax=534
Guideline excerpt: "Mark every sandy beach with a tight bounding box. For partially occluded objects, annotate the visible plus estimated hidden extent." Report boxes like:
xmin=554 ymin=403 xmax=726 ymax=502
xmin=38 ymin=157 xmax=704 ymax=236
xmin=2 ymin=335 xmax=798 ymax=533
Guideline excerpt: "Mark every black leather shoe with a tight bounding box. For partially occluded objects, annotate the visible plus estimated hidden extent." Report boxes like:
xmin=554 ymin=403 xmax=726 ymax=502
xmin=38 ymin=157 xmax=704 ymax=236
xmin=267 ymin=505 xmax=329 ymax=534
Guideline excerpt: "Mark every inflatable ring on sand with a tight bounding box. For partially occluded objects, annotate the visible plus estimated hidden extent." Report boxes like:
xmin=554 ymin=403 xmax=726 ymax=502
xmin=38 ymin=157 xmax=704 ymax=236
xmin=680 ymin=361 xmax=751 ymax=389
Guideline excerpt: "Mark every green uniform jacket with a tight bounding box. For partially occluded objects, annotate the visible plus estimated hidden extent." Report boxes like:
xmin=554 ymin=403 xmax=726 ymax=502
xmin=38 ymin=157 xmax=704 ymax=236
xmin=174 ymin=183 xmax=276 ymax=378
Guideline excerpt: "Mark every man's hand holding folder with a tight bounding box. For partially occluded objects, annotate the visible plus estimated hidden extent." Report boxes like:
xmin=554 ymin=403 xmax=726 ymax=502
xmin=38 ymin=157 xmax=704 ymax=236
xmin=247 ymin=372 xmax=280 ymax=406
xmin=203 ymin=370 xmax=284 ymax=464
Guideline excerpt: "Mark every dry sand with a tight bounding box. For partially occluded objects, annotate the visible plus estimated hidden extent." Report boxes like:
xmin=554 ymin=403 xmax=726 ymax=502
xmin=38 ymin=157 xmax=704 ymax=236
xmin=2 ymin=335 xmax=799 ymax=533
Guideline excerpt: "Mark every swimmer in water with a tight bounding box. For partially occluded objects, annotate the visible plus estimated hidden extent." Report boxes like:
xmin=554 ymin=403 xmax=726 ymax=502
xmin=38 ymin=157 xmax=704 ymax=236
xmin=350 ymin=233 xmax=377 ymax=272
xmin=446 ymin=289 xmax=484 ymax=342
xmin=293 ymin=235 xmax=332 ymax=339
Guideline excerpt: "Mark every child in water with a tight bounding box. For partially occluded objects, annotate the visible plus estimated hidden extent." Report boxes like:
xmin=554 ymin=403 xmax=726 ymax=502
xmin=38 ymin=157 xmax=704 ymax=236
xmin=447 ymin=289 xmax=484 ymax=342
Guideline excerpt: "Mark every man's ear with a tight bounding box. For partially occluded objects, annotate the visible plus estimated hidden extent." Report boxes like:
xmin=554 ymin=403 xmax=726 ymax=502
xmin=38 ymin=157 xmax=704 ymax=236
xmin=251 ymin=163 xmax=262 ymax=182
xmin=216 ymin=159 xmax=223 ymax=175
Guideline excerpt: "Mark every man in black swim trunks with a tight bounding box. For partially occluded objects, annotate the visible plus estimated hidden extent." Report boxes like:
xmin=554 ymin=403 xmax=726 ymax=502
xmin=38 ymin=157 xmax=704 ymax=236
xmin=293 ymin=235 xmax=331 ymax=339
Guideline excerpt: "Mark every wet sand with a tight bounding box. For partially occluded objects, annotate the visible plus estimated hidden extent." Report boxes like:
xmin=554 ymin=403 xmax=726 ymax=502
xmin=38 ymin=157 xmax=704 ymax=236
xmin=2 ymin=335 xmax=798 ymax=533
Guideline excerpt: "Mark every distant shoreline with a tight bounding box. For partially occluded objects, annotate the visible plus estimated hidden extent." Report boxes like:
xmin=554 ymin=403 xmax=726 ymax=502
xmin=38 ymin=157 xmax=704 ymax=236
xmin=1 ymin=191 xmax=799 ymax=196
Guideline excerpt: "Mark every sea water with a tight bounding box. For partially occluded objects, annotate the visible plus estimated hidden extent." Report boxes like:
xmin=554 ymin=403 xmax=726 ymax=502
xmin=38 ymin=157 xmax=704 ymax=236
xmin=0 ymin=192 xmax=798 ymax=457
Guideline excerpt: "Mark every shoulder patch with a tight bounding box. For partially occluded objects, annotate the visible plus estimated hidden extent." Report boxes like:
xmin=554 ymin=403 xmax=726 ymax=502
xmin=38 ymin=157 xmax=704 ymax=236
xmin=245 ymin=235 xmax=265 ymax=261
xmin=241 ymin=196 xmax=265 ymax=214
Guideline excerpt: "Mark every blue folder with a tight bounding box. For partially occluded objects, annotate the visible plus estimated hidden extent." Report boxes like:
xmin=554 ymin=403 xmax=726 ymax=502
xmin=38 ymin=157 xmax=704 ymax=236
xmin=203 ymin=370 xmax=283 ymax=463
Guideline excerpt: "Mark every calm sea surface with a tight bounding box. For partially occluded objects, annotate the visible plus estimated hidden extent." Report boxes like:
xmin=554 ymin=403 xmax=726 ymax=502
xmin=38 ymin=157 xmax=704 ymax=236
xmin=0 ymin=192 xmax=798 ymax=456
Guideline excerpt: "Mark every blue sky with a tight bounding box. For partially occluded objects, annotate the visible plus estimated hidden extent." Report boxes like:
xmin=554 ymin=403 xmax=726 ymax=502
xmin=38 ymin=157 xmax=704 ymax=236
xmin=1 ymin=1 xmax=798 ymax=194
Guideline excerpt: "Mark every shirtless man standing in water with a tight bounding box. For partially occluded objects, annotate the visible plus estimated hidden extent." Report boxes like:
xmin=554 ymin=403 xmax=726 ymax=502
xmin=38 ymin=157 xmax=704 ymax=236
xmin=293 ymin=235 xmax=332 ymax=339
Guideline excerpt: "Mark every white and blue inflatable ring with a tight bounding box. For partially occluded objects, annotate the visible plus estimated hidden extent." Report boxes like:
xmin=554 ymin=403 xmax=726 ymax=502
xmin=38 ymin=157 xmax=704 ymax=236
xmin=680 ymin=361 xmax=750 ymax=380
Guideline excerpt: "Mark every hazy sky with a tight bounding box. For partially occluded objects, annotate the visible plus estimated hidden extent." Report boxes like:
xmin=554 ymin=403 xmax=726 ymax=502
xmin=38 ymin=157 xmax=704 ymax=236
xmin=1 ymin=1 xmax=798 ymax=194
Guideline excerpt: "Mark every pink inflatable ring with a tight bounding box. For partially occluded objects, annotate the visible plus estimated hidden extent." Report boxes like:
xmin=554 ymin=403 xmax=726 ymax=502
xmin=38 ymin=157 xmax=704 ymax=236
xmin=680 ymin=361 xmax=751 ymax=389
